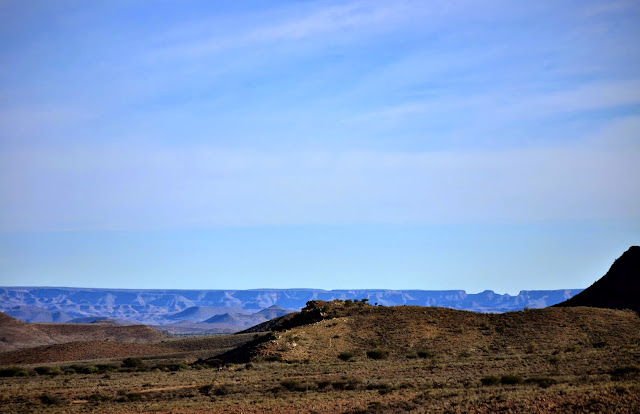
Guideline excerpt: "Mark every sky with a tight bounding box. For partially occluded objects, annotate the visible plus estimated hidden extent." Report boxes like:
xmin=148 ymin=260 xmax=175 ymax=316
xmin=0 ymin=0 xmax=639 ymax=293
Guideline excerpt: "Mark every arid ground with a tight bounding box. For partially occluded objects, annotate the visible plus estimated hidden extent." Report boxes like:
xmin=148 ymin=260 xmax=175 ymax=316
xmin=1 ymin=301 xmax=639 ymax=413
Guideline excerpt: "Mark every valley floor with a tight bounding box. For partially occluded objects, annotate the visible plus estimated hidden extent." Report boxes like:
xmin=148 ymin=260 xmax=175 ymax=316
xmin=1 ymin=341 xmax=639 ymax=413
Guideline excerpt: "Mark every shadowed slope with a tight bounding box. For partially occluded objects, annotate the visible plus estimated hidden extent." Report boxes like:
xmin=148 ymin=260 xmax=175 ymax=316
xmin=555 ymin=246 xmax=640 ymax=312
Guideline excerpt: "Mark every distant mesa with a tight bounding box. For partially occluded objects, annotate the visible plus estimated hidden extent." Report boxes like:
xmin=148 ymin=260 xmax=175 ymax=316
xmin=165 ymin=306 xmax=248 ymax=322
xmin=4 ymin=305 xmax=72 ymax=323
xmin=66 ymin=316 xmax=135 ymax=325
xmin=555 ymin=246 xmax=640 ymax=313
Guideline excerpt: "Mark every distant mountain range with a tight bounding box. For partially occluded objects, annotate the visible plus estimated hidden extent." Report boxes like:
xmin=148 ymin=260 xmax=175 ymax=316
xmin=0 ymin=287 xmax=581 ymax=333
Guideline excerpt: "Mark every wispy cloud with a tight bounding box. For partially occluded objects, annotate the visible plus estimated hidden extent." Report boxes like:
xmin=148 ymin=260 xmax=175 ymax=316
xmin=1 ymin=131 xmax=638 ymax=231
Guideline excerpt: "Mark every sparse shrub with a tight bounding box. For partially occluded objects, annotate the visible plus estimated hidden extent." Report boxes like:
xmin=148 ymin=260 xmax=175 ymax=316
xmin=97 ymin=364 xmax=119 ymax=372
xmin=244 ymin=363 xmax=253 ymax=370
xmin=480 ymin=376 xmax=500 ymax=386
xmin=526 ymin=341 xmax=538 ymax=354
xmin=565 ymin=345 xmax=580 ymax=353
xmin=121 ymin=357 xmax=145 ymax=369
xmin=316 ymin=380 xmax=331 ymax=390
xmin=610 ymin=365 xmax=640 ymax=379
xmin=500 ymin=374 xmax=524 ymax=385
xmin=338 ymin=351 xmax=354 ymax=361
xmin=366 ymin=383 xmax=392 ymax=391
xmin=281 ymin=379 xmax=306 ymax=392
xmin=592 ymin=340 xmax=608 ymax=348
xmin=458 ymin=351 xmax=471 ymax=358
xmin=263 ymin=355 xmax=283 ymax=362
xmin=198 ymin=384 xmax=213 ymax=396
xmin=125 ymin=392 xmax=142 ymax=402
xmin=213 ymin=385 xmax=230 ymax=396
xmin=525 ymin=377 xmax=557 ymax=388
xmin=151 ymin=363 xmax=188 ymax=372
xmin=169 ymin=363 xmax=189 ymax=371
xmin=366 ymin=349 xmax=389 ymax=360
xmin=549 ymin=356 xmax=560 ymax=365
xmin=344 ymin=299 xmax=353 ymax=307
xmin=87 ymin=393 xmax=111 ymax=402
xmin=417 ymin=350 xmax=435 ymax=359
xmin=0 ymin=367 xmax=31 ymax=377
xmin=333 ymin=377 xmax=363 ymax=390
xmin=614 ymin=385 xmax=628 ymax=394
xmin=82 ymin=366 xmax=99 ymax=374
xmin=34 ymin=366 xmax=61 ymax=376
xmin=39 ymin=393 xmax=62 ymax=405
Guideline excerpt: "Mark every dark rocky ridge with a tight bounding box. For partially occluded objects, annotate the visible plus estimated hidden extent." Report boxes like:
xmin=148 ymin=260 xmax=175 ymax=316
xmin=555 ymin=246 xmax=640 ymax=312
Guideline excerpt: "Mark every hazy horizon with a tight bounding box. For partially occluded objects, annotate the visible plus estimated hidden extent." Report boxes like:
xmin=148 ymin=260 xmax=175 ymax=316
xmin=1 ymin=1 xmax=639 ymax=294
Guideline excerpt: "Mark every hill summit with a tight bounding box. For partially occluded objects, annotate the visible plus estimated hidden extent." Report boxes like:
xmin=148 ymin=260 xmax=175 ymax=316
xmin=555 ymin=246 xmax=640 ymax=312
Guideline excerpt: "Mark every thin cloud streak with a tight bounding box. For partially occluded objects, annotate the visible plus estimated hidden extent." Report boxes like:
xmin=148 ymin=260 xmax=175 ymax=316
xmin=1 ymin=138 xmax=638 ymax=232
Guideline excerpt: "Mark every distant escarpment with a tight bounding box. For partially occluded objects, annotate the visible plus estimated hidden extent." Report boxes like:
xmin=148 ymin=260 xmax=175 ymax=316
xmin=0 ymin=287 xmax=582 ymax=329
xmin=555 ymin=246 xmax=640 ymax=313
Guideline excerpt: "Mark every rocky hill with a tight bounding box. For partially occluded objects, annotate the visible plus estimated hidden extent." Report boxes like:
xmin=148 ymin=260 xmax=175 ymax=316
xmin=219 ymin=299 xmax=640 ymax=365
xmin=0 ymin=311 xmax=166 ymax=353
xmin=555 ymin=246 xmax=639 ymax=312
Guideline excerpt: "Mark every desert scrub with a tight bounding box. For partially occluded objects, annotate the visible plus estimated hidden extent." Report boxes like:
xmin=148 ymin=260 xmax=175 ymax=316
xmin=480 ymin=376 xmax=500 ymax=386
xmin=280 ymin=379 xmax=307 ymax=392
xmin=610 ymin=365 xmax=640 ymax=379
xmin=199 ymin=384 xmax=230 ymax=396
xmin=34 ymin=366 xmax=62 ymax=376
xmin=122 ymin=357 xmax=146 ymax=369
xmin=564 ymin=345 xmax=580 ymax=353
xmin=525 ymin=377 xmax=557 ymax=388
xmin=38 ymin=393 xmax=63 ymax=405
xmin=87 ymin=392 xmax=112 ymax=402
xmin=338 ymin=351 xmax=355 ymax=361
xmin=366 ymin=349 xmax=390 ymax=360
xmin=500 ymin=374 xmax=524 ymax=385
xmin=0 ymin=366 xmax=32 ymax=377
xmin=417 ymin=350 xmax=435 ymax=359
xmin=331 ymin=377 xmax=362 ymax=390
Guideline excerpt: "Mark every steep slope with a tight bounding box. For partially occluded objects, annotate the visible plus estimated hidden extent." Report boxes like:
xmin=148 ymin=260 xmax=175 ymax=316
xmin=555 ymin=246 xmax=640 ymax=312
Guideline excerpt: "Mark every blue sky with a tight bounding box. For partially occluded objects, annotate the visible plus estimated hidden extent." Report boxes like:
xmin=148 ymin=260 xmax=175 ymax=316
xmin=0 ymin=0 xmax=639 ymax=293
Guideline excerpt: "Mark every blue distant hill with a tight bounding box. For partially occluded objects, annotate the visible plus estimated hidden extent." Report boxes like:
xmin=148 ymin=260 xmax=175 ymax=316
xmin=0 ymin=287 xmax=581 ymax=328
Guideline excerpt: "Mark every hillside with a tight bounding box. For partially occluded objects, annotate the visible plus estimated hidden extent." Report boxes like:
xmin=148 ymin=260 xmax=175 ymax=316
xmin=555 ymin=246 xmax=640 ymax=312
xmin=0 ymin=311 xmax=166 ymax=353
xmin=222 ymin=300 xmax=640 ymax=364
